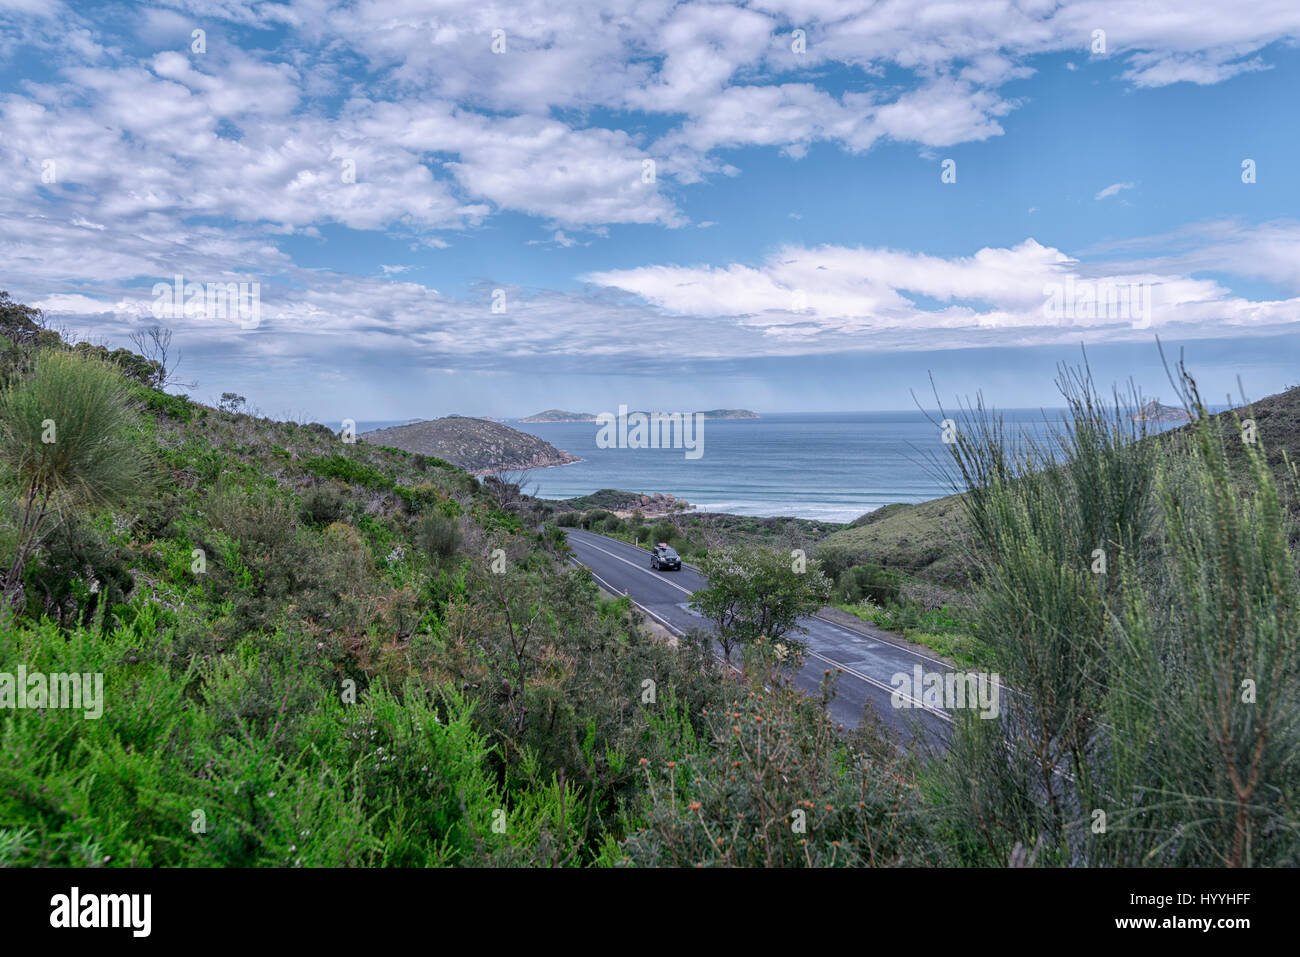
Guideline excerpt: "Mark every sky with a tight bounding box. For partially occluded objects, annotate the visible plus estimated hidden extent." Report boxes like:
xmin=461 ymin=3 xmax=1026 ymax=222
xmin=1 ymin=0 xmax=1298 ymax=421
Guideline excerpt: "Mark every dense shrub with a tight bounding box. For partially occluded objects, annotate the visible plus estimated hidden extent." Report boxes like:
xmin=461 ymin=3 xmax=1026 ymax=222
xmin=616 ymin=651 xmax=939 ymax=867
xmin=834 ymin=563 xmax=902 ymax=606
xmin=0 ymin=350 xmax=152 ymax=608
xmin=299 ymin=485 xmax=348 ymax=526
xmin=304 ymin=454 xmax=392 ymax=490
xmin=935 ymin=361 xmax=1300 ymax=867
xmin=414 ymin=513 xmax=461 ymax=563
xmin=814 ymin=544 xmax=861 ymax=583
xmin=650 ymin=520 xmax=678 ymax=543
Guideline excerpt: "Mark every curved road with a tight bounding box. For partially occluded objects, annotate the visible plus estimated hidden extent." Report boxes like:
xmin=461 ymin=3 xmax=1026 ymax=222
xmin=564 ymin=528 xmax=952 ymax=750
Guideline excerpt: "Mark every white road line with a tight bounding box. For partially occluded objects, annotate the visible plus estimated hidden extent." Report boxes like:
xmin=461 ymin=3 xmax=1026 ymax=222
xmin=573 ymin=531 xmax=952 ymax=670
xmin=578 ymin=561 xmax=683 ymax=634
xmin=570 ymin=534 xmax=695 ymax=596
xmin=802 ymin=648 xmax=951 ymax=722
xmin=811 ymin=613 xmax=952 ymax=668
xmin=570 ymin=558 xmax=740 ymax=675
xmin=568 ymin=531 xmax=951 ymax=722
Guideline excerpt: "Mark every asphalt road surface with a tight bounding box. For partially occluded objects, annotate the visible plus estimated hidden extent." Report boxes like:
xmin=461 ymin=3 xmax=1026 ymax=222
xmin=564 ymin=528 xmax=953 ymax=750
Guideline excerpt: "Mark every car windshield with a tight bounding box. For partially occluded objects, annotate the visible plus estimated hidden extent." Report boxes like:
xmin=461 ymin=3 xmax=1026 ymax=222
xmin=662 ymin=548 xmax=679 ymax=559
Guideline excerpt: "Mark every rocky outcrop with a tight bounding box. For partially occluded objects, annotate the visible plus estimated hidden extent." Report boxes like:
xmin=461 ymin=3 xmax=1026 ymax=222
xmin=1132 ymin=400 xmax=1192 ymax=423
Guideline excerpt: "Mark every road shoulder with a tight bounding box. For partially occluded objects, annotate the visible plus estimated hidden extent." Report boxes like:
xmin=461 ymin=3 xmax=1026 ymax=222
xmin=814 ymin=606 xmax=956 ymax=668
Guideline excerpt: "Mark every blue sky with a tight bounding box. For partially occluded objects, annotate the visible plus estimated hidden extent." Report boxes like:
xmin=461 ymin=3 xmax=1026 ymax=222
xmin=2 ymin=0 xmax=1298 ymax=419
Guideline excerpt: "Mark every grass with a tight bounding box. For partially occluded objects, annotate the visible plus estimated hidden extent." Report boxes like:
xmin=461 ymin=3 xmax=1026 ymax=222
xmin=817 ymin=494 xmax=970 ymax=588
xmin=835 ymin=599 xmax=989 ymax=667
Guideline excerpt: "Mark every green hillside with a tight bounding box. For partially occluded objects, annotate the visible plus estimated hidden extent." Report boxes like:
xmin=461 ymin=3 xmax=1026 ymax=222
xmin=2 ymin=292 xmax=1296 ymax=868
xmin=820 ymin=384 xmax=1300 ymax=589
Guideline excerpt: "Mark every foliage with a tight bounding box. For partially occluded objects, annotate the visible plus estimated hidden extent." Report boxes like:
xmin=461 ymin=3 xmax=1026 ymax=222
xmin=689 ymin=544 xmax=832 ymax=661
xmin=617 ymin=648 xmax=939 ymax=867
xmin=833 ymin=562 xmax=902 ymax=606
xmin=0 ymin=350 xmax=153 ymax=606
xmin=933 ymin=359 xmax=1300 ymax=866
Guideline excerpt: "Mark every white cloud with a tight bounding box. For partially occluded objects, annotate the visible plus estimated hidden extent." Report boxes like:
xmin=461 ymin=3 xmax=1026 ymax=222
xmin=584 ymin=235 xmax=1300 ymax=345
xmin=1096 ymin=182 xmax=1136 ymax=200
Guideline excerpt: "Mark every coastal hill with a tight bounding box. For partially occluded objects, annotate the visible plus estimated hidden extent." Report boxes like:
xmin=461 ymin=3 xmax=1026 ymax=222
xmin=520 ymin=408 xmax=759 ymax=422
xmin=360 ymin=416 xmax=579 ymax=474
xmin=818 ymin=384 xmax=1300 ymax=588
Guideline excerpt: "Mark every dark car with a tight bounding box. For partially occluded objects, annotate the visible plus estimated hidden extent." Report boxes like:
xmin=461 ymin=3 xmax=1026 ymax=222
xmin=650 ymin=543 xmax=681 ymax=571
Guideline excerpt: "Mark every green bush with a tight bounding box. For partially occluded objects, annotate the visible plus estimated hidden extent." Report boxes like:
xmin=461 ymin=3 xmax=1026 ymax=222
xmin=935 ymin=359 xmax=1300 ymax=867
xmin=299 ymin=486 xmax=347 ymax=526
xmin=130 ymin=385 xmax=194 ymax=422
xmin=834 ymin=563 xmax=901 ymax=606
xmin=304 ymin=454 xmax=392 ymax=490
xmin=650 ymin=520 xmax=678 ymax=543
xmin=0 ymin=350 xmax=153 ymax=607
xmin=815 ymin=544 xmax=861 ymax=583
xmin=414 ymin=513 xmax=460 ymax=563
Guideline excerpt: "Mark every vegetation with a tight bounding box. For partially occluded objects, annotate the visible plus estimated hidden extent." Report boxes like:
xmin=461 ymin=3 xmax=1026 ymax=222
xmin=930 ymin=360 xmax=1300 ymax=866
xmin=0 ymin=351 xmax=152 ymax=608
xmin=816 ymin=494 xmax=969 ymax=587
xmin=1 ymin=295 xmax=1296 ymax=867
xmin=689 ymin=545 xmax=832 ymax=661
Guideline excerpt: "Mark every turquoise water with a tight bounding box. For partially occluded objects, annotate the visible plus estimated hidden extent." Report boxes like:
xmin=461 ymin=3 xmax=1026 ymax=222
xmin=359 ymin=410 xmax=1189 ymax=523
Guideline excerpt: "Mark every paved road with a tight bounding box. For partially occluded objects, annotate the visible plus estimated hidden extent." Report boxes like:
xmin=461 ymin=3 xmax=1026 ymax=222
xmin=564 ymin=528 xmax=952 ymax=749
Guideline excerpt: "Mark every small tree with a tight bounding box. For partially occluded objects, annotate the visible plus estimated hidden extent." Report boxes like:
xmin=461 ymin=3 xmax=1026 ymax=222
xmin=219 ymin=392 xmax=246 ymax=414
xmin=689 ymin=544 xmax=832 ymax=661
xmin=0 ymin=351 xmax=152 ymax=606
xmin=128 ymin=325 xmax=193 ymax=390
xmin=483 ymin=469 xmax=535 ymax=511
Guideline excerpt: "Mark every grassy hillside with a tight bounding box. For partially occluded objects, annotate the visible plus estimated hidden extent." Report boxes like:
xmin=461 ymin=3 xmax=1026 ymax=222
xmin=0 ymin=300 xmax=933 ymax=868
xmin=818 ymin=494 xmax=970 ymax=587
xmin=3 ymin=297 xmax=1295 ymax=868
xmin=820 ymin=384 xmax=1300 ymax=590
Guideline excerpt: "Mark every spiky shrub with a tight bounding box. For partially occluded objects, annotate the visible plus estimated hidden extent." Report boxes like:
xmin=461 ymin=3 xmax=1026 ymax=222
xmin=414 ymin=512 xmax=460 ymax=562
xmin=1102 ymin=370 xmax=1300 ymax=867
xmin=0 ymin=350 xmax=151 ymax=606
xmin=935 ymin=358 xmax=1300 ymax=866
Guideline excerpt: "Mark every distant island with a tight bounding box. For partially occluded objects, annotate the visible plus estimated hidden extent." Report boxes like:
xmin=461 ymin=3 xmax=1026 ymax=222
xmin=360 ymin=416 xmax=579 ymax=474
xmin=520 ymin=409 xmax=596 ymax=422
xmin=1132 ymin=399 xmax=1192 ymax=424
xmin=446 ymin=414 xmax=508 ymax=423
xmin=520 ymin=408 xmax=759 ymax=422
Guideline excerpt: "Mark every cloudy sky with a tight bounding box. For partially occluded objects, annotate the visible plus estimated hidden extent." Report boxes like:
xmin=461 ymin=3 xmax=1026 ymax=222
xmin=2 ymin=0 xmax=1298 ymax=420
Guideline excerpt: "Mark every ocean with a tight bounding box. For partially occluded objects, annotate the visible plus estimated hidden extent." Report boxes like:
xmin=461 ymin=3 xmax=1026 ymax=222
xmin=357 ymin=410 xmax=1191 ymax=524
